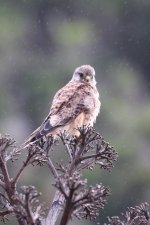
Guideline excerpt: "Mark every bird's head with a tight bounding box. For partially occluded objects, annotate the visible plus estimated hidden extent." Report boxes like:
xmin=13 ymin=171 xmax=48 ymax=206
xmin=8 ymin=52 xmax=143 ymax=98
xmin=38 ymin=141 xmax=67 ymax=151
xmin=72 ymin=65 xmax=96 ymax=85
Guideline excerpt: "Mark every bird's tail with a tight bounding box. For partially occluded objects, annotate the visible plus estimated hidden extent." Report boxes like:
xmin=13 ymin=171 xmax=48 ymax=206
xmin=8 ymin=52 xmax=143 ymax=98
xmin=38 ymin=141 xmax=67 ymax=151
xmin=22 ymin=118 xmax=57 ymax=149
xmin=22 ymin=126 xmax=42 ymax=148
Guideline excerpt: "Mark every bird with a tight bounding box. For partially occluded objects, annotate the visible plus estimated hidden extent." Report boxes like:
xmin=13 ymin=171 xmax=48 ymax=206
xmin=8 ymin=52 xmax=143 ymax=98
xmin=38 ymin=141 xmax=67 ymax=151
xmin=24 ymin=65 xmax=101 ymax=146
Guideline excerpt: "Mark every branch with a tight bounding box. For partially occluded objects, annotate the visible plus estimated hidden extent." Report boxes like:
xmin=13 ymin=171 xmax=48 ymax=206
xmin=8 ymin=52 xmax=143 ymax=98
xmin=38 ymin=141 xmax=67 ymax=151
xmin=44 ymin=191 xmax=65 ymax=225
xmin=0 ymin=180 xmax=5 ymax=189
xmin=0 ymin=156 xmax=11 ymax=193
xmin=0 ymin=210 xmax=13 ymax=217
xmin=47 ymin=157 xmax=59 ymax=179
xmin=13 ymin=142 xmax=49 ymax=186
xmin=13 ymin=160 xmax=29 ymax=186
xmin=0 ymin=136 xmax=46 ymax=225
xmin=106 ymin=202 xmax=150 ymax=225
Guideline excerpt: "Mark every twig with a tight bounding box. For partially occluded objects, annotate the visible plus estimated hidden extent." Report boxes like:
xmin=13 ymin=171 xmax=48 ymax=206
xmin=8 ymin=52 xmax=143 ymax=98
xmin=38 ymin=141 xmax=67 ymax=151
xmin=0 ymin=180 xmax=5 ymax=189
xmin=77 ymin=158 xmax=96 ymax=171
xmin=0 ymin=156 xmax=11 ymax=193
xmin=13 ymin=160 xmax=29 ymax=186
xmin=0 ymin=153 xmax=27 ymax=225
xmin=65 ymin=143 xmax=72 ymax=161
xmin=47 ymin=157 xmax=59 ymax=179
xmin=25 ymin=191 xmax=35 ymax=224
xmin=69 ymin=144 xmax=85 ymax=174
xmin=0 ymin=210 xmax=13 ymax=217
xmin=79 ymin=153 xmax=98 ymax=161
xmin=59 ymin=134 xmax=72 ymax=161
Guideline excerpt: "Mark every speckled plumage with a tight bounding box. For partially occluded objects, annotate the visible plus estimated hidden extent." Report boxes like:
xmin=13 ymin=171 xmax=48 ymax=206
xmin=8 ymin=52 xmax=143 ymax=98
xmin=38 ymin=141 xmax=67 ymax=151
xmin=24 ymin=65 xmax=101 ymax=145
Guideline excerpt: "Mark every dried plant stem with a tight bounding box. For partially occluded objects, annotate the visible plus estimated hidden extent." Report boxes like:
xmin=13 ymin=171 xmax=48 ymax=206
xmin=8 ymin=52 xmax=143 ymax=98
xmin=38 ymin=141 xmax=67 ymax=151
xmin=45 ymin=155 xmax=64 ymax=225
xmin=44 ymin=191 xmax=65 ymax=225
xmin=13 ymin=161 xmax=28 ymax=185
xmin=65 ymin=144 xmax=72 ymax=161
xmin=0 ymin=180 xmax=5 ymax=189
xmin=0 ymin=155 xmax=27 ymax=225
xmin=60 ymin=193 xmax=73 ymax=225
xmin=3 ymin=128 xmax=144 ymax=225
xmin=77 ymin=158 xmax=96 ymax=171
xmin=47 ymin=157 xmax=59 ymax=179
xmin=0 ymin=211 xmax=12 ymax=217
xmin=0 ymin=157 xmax=11 ymax=191
xmin=69 ymin=144 xmax=84 ymax=174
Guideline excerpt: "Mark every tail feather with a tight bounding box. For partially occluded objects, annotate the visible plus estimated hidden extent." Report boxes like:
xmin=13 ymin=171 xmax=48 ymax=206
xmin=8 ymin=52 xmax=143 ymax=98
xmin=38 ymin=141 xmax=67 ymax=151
xmin=22 ymin=120 xmax=59 ymax=148
xmin=22 ymin=126 xmax=42 ymax=148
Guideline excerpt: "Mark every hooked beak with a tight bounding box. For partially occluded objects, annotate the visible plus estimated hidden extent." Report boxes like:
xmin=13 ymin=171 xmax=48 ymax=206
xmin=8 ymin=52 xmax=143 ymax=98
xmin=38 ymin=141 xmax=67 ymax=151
xmin=85 ymin=75 xmax=90 ymax=82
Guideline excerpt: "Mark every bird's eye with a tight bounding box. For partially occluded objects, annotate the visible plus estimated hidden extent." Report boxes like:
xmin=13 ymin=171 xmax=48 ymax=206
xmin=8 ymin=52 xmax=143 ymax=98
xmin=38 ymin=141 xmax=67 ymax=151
xmin=78 ymin=72 xmax=84 ymax=78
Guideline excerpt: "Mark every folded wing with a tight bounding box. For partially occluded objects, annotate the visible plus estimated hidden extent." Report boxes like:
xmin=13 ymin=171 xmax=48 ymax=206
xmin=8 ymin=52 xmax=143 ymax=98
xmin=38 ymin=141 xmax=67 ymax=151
xmin=24 ymin=81 xmax=93 ymax=145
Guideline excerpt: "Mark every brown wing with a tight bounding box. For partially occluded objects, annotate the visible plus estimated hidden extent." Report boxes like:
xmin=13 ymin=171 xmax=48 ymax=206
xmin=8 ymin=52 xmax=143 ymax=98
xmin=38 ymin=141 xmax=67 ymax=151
xmin=24 ymin=81 xmax=94 ymax=144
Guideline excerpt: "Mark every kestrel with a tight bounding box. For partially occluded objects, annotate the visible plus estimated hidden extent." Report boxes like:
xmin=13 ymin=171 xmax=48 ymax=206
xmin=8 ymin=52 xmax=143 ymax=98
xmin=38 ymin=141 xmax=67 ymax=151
xmin=24 ymin=65 xmax=101 ymax=145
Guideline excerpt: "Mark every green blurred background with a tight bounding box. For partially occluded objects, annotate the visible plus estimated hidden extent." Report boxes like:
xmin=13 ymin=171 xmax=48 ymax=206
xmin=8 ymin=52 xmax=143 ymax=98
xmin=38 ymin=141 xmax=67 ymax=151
xmin=0 ymin=0 xmax=150 ymax=224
